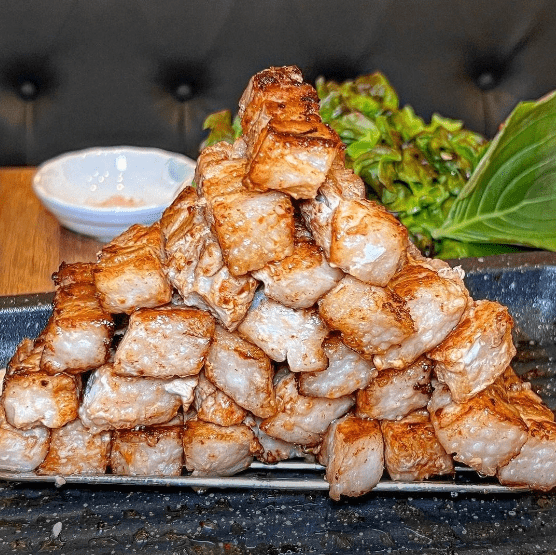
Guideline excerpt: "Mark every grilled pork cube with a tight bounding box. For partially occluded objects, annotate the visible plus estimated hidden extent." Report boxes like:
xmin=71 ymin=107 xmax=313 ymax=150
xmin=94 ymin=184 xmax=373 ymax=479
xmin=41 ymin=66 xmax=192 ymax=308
xmin=356 ymin=357 xmax=433 ymax=421
xmin=190 ymin=255 xmax=258 ymax=330
xmin=428 ymin=381 xmax=528 ymax=476
xmin=318 ymin=275 xmax=414 ymax=359
xmin=204 ymin=325 xmax=276 ymax=419
xmin=244 ymin=415 xmax=309 ymax=464
xmin=94 ymin=223 xmax=172 ymax=314
xmin=161 ymin=188 xmax=257 ymax=331
xmin=301 ymin=163 xmax=405 ymax=285
xmin=298 ymin=335 xmax=377 ymax=399
xmin=211 ymin=189 xmax=295 ymax=276
xmin=161 ymin=186 xmax=213 ymax=298
xmin=6 ymin=337 xmax=43 ymax=375
xmin=182 ymin=420 xmax=262 ymax=477
xmin=251 ymin=228 xmax=343 ymax=309
xmin=113 ymin=306 xmax=215 ymax=379
xmin=238 ymin=65 xmax=320 ymax=134
xmin=41 ymin=263 xmax=113 ymax=375
xmin=0 ymin=368 xmax=50 ymax=471
xmin=194 ymin=372 xmax=247 ymax=426
xmin=328 ymin=197 xmax=408 ymax=286
xmin=111 ymin=425 xmax=184 ymax=477
xmin=245 ymin=119 xmax=341 ymax=199
xmin=238 ymin=290 xmax=328 ymax=373
xmin=500 ymin=367 xmax=555 ymax=424
xmin=429 ymin=300 xmax=516 ymax=402
xmin=259 ymin=370 xmax=354 ymax=446
xmin=381 ymin=409 xmax=454 ymax=481
xmin=0 ymin=412 xmax=50 ymax=472
xmin=79 ymin=364 xmax=197 ymax=433
xmin=318 ymin=414 xmax=384 ymax=500
xmin=374 ymin=263 xmax=468 ymax=370
xmin=299 ymin=161 xmax=366 ymax=258
xmin=498 ymin=420 xmax=556 ymax=491
xmin=496 ymin=368 xmax=556 ymax=490
xmin=195 ymin=141 xmax=248 ymax=208
xmin=36 ymin=418 xmax=111 ymax=475
xmin=2 ymin=369 xmax=80 ymax=430
xmin=195 ymin=135 xmax=297 ymax=277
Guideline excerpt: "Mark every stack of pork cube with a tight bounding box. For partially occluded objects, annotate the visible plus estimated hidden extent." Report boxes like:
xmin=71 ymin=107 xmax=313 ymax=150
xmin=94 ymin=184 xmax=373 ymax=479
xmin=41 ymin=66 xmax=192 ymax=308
xmin=1 ymin=66 xmax=555 ymax=500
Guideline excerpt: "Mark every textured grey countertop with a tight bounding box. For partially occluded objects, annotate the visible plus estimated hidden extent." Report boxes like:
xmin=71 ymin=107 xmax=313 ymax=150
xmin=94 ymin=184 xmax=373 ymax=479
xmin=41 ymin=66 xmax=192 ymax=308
xmin=1 ymin=480 xmax=555 ymax=554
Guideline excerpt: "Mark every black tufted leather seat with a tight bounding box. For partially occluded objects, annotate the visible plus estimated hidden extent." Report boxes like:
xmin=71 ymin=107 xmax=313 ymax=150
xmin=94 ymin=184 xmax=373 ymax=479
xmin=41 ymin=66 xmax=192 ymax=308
xmin=2 ymin=0 xmax=556 ymax=166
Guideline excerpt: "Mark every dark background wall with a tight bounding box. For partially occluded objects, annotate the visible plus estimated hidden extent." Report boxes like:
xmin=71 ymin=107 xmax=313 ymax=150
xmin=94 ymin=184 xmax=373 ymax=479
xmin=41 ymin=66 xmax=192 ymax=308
xmin=1 ymin=0 xmax=556 ymax=166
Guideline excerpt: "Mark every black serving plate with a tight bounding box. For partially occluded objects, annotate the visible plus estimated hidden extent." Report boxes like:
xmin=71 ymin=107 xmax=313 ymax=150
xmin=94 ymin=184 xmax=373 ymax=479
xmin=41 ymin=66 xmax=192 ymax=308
xmin=1 ymin=252 xmax=556 ymax=554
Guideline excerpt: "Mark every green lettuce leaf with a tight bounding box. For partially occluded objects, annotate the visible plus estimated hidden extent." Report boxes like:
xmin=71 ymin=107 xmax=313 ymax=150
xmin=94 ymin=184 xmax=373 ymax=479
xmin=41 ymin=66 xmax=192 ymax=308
xmin=433 ymin=92 xmax=556 ymax=251
xmin=200 ymin=110 xmax=241 ymax=149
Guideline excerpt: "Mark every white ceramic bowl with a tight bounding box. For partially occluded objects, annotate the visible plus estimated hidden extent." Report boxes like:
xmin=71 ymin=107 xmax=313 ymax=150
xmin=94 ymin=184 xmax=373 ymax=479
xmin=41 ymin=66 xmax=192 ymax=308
xmin=32 ymin=146 xmax=197 ymax=242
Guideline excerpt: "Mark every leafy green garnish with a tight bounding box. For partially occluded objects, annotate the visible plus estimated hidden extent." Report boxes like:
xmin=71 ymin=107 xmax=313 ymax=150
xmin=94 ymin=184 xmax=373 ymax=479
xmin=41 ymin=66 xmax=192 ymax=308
xmin=317 ymin=73 xmax=490 ymax=256
xmin=433 ymin=91 xmax=556 ymax=251
xmin=200 ymin=110 xmax=242 ymax=149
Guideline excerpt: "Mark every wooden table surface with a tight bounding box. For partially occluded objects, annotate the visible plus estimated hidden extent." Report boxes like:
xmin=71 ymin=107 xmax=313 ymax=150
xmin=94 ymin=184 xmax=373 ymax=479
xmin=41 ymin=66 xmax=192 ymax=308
xmin=0 ymin=167 xmax=105 ymax=295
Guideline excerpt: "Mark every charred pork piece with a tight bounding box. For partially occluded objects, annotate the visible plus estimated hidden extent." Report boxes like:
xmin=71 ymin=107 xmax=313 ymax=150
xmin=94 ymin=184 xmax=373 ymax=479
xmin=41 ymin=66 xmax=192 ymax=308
xmin=161 ymin=186 xmax=213 ymax=298
xmin=327 ymin=198 xmax=408 ymax=285
xmin=182 ymin=419 xmax=262 ymax=477
xmin=238 ymin=290 xmax=328 ymax=373
xmin=298 ymin=335 xmax=377 ymax=399
xmin=259 ymin=370 xmax=354 ymax=446
xmin=244 ymin=119 xmax=342 ymax=200
xmin=318 ymin=414 xmax=384 ymax=500
xmin=194 ymin=371 xmax=247 ymax=426
xmin=374 ymin=263 xmax=468 ymax=370
xmin=194 ymin=141 xmax=247 ymax=214
xmin=211 ymin=189 xmax=295 ymax=276
xmin=36 ymin=418 xmax=111 ymax=475
xmin=496 ymin=368 xmax=556 ymax=490
xmin=244 ymin=415 xmax=310 ymax=464
xmin=94 ymin=222 xmax=172 ymax=314
xmin=429 ymin=299 xmax=516 ymax=402
xmin=0 ymin=368 xmax=50 ymax=471
xmin=41 ymin=262 xmax=113 ymax=375
xmin=381 ymin=409 xmax=454 ymax=481
xmin=429 ymin=381 xmax=528 ymax=476
xmin=238 ymin=65 xmax=320 ymax=135
xmin=251 ymin=222 xmax=343 ymax=309
xmin=301 ymin=165 xmax=407 ymax=286
xmin=299 ymin=159 xmax=366 ymax=257
xmin=204 ymin=325 xmax=276 ymax=419
xmin=356 ymin=357 xmax=433 ymax=421
xmin=111 ymin=424 xmax=183 ymax=477
xmin=113 ymin=306 xmax=215 ymax=379
xmin=2 ymin=342 xmax=80 ymax=429
xmin=318 ymin=275 xmax=414 ymax=360
xmin=79 ymin=364 xmax=197 ymax=433
xmin=5 ymin=337 xmax=43 ymax=375
xmin=161 ymin=187 xmax=258 ymax=331
xmin=195 ymin=137 xmax=296 ymax=277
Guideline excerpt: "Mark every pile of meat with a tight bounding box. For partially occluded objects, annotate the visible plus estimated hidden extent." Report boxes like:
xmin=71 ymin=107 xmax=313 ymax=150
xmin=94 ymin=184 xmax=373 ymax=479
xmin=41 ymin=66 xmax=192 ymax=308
xmin=1 ymin=66 xmax=555 ymax=500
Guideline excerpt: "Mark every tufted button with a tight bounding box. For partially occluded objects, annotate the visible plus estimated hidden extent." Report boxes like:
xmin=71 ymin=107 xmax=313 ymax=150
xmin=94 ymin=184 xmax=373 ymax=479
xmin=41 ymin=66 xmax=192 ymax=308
xmin=468 ymin=54 xmax=510 ymax=91
xmin=475 ymin=72 xmax=496 ymax=91
xmin=173 ymin=82 xmax=194 ymax=102
xmin=18 ymin=79 xmax=39 ymax=101
xmin=2 ymin=57 xmax=55 ymax=102
xmin=156 ymin=60 xmax=208 ymax=103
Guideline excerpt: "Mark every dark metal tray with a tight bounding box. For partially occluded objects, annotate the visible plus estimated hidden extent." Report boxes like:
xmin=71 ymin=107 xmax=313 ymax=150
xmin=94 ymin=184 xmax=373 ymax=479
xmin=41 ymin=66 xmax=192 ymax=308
xmin=1 ymin=252 xmax=556 ymax=553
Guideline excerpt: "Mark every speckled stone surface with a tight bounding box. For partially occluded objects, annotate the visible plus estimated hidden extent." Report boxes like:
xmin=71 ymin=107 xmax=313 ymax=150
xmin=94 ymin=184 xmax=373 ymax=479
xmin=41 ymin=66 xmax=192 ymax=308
xmin=2 ymin=481 xmax=556 ymax=554
xmin=1 ymin=254 xmax=556 ymax=554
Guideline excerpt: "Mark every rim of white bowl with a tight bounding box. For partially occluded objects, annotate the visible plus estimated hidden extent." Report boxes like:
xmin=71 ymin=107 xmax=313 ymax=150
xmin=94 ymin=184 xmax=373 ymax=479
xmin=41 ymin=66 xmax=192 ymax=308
xmin=32 ymin=146 xmax=197 ymax=213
